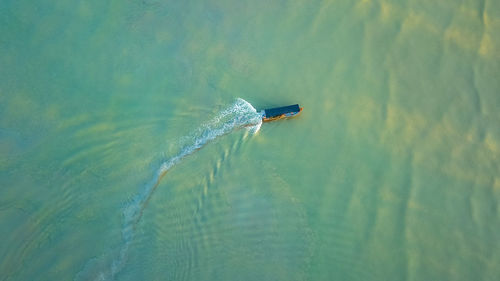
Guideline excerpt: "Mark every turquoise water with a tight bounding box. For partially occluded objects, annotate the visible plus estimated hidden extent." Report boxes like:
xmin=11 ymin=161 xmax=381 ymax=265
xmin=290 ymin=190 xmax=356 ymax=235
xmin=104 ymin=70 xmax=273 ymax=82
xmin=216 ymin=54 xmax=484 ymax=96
xmin=1 ymin=0 xmax=499 ymax=280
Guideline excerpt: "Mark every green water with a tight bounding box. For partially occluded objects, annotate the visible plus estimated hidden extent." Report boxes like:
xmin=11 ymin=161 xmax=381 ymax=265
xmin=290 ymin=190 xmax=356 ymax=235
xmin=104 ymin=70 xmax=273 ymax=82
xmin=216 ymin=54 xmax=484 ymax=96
xmin=1 ymin=0 xmax=500 ymax=280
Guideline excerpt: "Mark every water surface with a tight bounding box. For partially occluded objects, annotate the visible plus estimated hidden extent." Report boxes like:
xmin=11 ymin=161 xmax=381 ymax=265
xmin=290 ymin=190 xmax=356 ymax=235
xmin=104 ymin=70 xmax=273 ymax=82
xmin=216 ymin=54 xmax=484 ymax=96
xmin=1 ymin=0 xmax=499 ymax=280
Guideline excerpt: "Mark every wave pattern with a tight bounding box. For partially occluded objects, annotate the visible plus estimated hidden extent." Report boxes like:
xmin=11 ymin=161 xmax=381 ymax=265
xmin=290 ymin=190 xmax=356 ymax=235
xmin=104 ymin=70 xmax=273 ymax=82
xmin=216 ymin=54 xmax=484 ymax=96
xmin=75 ymin=98 xmax=262 ymax=281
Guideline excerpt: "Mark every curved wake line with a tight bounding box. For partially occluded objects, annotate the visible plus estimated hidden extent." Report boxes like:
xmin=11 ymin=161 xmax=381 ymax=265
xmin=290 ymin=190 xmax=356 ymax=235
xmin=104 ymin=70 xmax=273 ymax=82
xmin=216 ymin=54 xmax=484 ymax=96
xmin=75 ymin=98 xmax=262 ymax=281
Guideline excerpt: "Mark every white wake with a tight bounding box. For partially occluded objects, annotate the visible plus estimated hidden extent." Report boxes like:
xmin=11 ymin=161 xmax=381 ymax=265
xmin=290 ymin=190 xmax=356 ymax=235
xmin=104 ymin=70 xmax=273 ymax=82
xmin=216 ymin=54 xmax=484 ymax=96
xmin=75 ymin=98 xmax=262 ymax=281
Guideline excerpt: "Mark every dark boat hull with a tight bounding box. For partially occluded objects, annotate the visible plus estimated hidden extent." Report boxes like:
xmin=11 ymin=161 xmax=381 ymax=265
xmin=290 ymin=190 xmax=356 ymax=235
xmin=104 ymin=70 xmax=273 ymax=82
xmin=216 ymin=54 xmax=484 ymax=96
xmin=261 ymin=104 xmax=302 ymax=122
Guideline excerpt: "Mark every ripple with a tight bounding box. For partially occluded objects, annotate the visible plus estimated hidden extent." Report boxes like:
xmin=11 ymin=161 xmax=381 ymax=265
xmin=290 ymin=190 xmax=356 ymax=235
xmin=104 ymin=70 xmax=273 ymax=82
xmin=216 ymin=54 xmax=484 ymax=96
xmin=74 ymin=98 xmax=261 ymax=280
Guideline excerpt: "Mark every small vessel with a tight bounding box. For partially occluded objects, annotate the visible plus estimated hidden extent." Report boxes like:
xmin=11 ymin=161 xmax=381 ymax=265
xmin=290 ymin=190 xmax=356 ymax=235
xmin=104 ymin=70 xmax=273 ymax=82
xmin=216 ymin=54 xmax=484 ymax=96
xmin=260 ymin=104 xmax=303 ymax=122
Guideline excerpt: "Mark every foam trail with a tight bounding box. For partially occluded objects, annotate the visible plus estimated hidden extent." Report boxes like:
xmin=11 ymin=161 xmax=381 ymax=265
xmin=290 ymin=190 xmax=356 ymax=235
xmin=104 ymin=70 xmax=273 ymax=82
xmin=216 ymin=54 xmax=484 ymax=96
xmin=75 ymin=98 xmax=262 ymax=281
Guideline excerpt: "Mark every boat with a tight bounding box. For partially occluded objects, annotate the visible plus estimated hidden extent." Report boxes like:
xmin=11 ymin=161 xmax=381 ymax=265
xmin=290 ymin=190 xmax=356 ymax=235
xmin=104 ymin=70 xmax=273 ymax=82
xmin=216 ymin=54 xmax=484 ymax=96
xmin=260 ymin=104 xmax=303 ymax=122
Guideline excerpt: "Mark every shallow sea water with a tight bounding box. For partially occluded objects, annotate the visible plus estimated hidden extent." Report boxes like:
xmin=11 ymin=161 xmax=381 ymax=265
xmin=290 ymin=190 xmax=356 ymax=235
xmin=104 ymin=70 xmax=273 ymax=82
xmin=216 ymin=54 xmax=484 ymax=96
xmin=1 ymin=0 xmax=500 ymax=280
